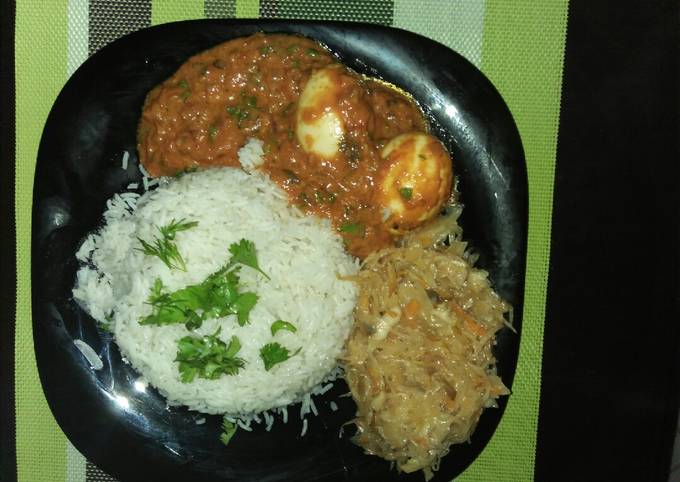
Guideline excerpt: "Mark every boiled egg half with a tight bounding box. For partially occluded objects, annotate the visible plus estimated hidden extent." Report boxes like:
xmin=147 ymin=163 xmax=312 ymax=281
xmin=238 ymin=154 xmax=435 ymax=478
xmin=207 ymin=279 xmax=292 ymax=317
xmin=376 ymin=132 xmax=453 ymax=233
xmin=296 ymin=66 xmax=345 ymax=159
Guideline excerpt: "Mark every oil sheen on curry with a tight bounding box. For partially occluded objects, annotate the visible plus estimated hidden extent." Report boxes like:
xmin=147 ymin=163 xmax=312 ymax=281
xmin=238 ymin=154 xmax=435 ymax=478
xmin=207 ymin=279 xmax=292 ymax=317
xmin=138 ymin=33 xmax=453 ymax=257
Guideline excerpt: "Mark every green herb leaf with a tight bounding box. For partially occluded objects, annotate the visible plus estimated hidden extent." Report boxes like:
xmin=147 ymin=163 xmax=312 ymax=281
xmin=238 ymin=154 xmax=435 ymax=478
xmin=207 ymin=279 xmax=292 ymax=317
xmin=220 ymin=418 xmax=237 ymax=446
xmin=140 ymin=238 xmax=267 ymax=329
xmin=208 ymin=125 xmax=218 ymax=141
xmin=314 ymin=189 xmax=336 ymax=204
xmin=339 ymin=222 xmax=364 ymax=236
xmin=160 ymin=219 xmax=199 ymax=240
xmin=399 ymin=187 xmax=413 ymax=200
xmin=270 ymin=320 xmax=297 ymax=336
xmin=306 ymin=48 xmax=319 ymax=57
xmin=234 ymin=292 xmax=258 ymax=326
xmin=259 ymin=45 xmax=274 ymax=55
xmin=137 ymin=219 xmax=198 ymax=271
xmin=228 ymin=239 xmax=270 ymax=280
xmin=176 ymin=328 xmax=245 ymax=382
xmin=178 ymin=79 xmax=191 ymax=101
xmin=259 ymin=342 xmax=299 ymax=371
xmin=286 ymin=44 xmax=300 ymax=54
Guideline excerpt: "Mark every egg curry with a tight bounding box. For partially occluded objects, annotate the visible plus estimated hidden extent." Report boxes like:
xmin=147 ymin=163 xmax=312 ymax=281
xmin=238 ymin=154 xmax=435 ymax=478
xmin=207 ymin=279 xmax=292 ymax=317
xmin=138 ymin=33 xmax=453 ymax=258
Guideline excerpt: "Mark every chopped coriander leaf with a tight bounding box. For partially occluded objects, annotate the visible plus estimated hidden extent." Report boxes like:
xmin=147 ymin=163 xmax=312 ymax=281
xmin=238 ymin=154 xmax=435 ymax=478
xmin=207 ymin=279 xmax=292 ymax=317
xmin=286 ymin=44 xmax=300 ymax=54
xmin=259 ymin=342 xmax=300 ymax=371
xmin=98 ymin=318 xmax=113 ymax=333
xmin=245 ymin=95 xmax=257 ymax=108
xmin=399 ymin=187 xmax=413 ymax=200
xmin=176 ymin=328 xmax=245 ymax=383
xmin=339 ymin=222 xmax=364 ymax=236
xmin=178 ymin=79 xmax=191 ymax=101
xmin=208 ymin=125 xmax=218 ymax=141
xmin=316 ymin=189 xmax=336 ymax=204
xmin=259 ymin=45 xmax=274 ymax=55
xmin=271 ymin=320 xmax=297 ymax=336
xmin=234 ymin=292 xmax=258 ymax=327
xmin=227 ymin=239 xmax=270 ymax=280
xmin=136 ymin=218 xmax=198 ymax=271
xmin=313 ymin=189 xmax=336 ymax=204
xmin=140 ymin=267 xmax=256 ymax=329
xmin=227 ymin=105 xmax=250 ymax=125
xmin=139 ymin=238 xmax=268 ymax=329
xmin=220 ymin=418 xmax=237 ymax=446
xmin=306 ymin=48 xmax=319 ymax=57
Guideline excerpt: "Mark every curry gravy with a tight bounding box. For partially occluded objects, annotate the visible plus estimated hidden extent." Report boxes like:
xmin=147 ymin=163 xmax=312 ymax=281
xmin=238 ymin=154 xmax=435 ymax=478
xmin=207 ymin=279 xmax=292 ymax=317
xmin=138 ymin=33 xmax=444 ymax=257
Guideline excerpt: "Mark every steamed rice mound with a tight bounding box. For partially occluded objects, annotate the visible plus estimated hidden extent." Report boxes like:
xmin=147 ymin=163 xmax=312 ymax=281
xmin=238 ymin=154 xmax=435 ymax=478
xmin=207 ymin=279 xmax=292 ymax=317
xmin=73 ymin=167 xmax=358 ymax=415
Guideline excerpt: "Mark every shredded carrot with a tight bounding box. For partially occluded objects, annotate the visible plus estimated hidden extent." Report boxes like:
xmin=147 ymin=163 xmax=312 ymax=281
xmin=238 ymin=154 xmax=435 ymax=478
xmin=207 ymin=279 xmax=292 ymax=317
xmin=403 ymin=298 xmax=421 ymax=319
xmin=450 ymin=301 xmax=487 ymax=337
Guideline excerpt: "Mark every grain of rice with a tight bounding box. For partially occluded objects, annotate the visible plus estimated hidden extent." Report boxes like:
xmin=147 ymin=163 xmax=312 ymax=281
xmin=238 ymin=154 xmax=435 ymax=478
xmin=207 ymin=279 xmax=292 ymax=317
xmin=121 ymin=151 xmax=129 ymax=170
xmin=329 ymin=401 xmax=338 ymax=411
xmin=300 ymin=418 xmax=308 ymax=437
xmin=238 ymin=138 xmax=265 ymax=171
xmin=73 ymin=339 xmax=103 ymax=370
xmin=264 ymin=411 xmax=274 ymax=432
xmin=317 ymin=383 xmax=333 ymax=395
xmin=138 ymin=162 xmax=150 ymax=178
xmin=127 ymin=183 xmax=138 ymax=190
xmin=237 ymin=419 xmax=253 ymax=432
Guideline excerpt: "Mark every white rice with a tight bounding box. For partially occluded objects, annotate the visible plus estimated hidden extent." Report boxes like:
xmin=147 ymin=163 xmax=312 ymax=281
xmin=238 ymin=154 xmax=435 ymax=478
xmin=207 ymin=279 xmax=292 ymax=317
xmin=73 ymin=164 xmax=359 ymax=417
xmin=138 ymin=161 xmax=150 ymax=178
xmin=237 ymin=138 xmax=265 ymax=171
xmin=73 ymin=339 xmax=103 ymax=370
xmin=121 ymin=151 xmax=129 ymax=170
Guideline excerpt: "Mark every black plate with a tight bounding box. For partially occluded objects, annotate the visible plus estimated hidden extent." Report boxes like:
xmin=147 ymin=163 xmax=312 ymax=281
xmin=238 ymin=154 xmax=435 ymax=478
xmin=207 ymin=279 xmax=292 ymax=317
xmin=32 ymin=19 xmax=527 ymax=482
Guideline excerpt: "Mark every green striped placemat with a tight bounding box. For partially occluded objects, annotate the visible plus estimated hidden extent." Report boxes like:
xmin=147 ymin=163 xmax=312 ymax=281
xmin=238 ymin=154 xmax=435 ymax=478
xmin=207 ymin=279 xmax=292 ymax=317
xmin=14 ymin=1 xmax=568 ymax=481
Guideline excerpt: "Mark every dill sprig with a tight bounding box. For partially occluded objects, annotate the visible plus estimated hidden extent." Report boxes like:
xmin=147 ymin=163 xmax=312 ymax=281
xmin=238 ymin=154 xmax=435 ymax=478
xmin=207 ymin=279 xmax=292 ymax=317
xmin=137 ymin=218 xmax=198 ymax=271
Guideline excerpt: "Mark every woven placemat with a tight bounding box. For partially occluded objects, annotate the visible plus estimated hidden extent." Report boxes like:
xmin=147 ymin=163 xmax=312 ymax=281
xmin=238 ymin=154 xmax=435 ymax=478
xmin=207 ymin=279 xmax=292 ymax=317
xmin=14 ymin=1 xmax=568 ymax=481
